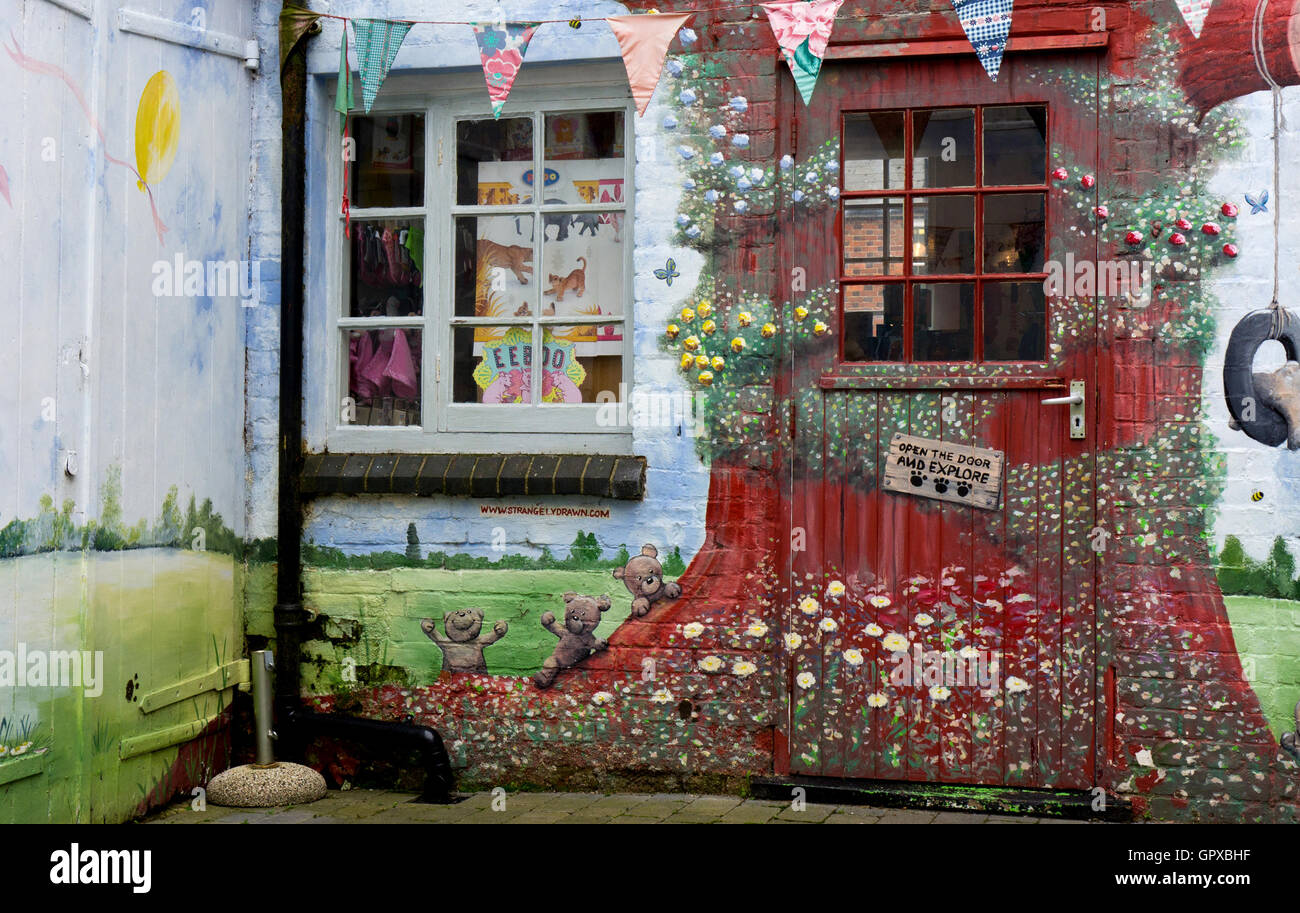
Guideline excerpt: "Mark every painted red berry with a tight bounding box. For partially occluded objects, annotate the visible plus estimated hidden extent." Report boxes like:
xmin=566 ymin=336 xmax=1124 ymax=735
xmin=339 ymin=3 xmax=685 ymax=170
xmin=1221 ymin=202 xmax=1239 ymax=218
xmin=1051 ymin=167 xmax=1068 ymax=181
xmin=1169 ymin=232 xmax=1187 ymax=246
xmin=1201 ymin=222 xmax=1220 ymax=236
xmin=1094 ymin=205 xmax=1109 ymax=219
xmin=1174 ymin=218 xmax=1192 ymax=231
xmin=1223 ymin=243 xmax=1239 ymax=258
xmin=1125 ymin=230 xmax=1143 ymax=246
xmin=1080 ymin=174 xmax=1095 ymax=189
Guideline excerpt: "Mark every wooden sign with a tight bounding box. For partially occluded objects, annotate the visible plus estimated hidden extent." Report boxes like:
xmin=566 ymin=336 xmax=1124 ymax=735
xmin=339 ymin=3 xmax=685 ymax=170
xmin=882 ymin=433 xmax=1004 ymax=510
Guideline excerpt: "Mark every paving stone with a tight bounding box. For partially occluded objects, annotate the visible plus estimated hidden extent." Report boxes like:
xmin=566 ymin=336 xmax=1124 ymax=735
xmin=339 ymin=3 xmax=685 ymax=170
xmin=717 ymin=802 xmax=783 ymax=824
xmin=824 ymin=811 xmax=875 ymax=823
xmin=619 ymin=799 xmax=689 ymax=819
xmin=775 ymin=803 xmax=836 ymax=822
xmin=876 ymin=809 xmax=941 ymax=824
xmin=931 ymin=812 xmax=990 ymax=823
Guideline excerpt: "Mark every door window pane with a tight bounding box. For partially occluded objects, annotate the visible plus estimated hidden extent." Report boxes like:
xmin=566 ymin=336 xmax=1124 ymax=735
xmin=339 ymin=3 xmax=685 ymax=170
xmin=913 ymin=108 xmax=975 ymax=188
xmin=983 ymin=193 xmax=1045 ymax=273
xmin=844 ymin=198 xmax=904 ymax=276
xmin=983 ymin=282 xmax=1046 ymax=361
xmin=844 ymin=111 xmax=905 ymax=190
xmin=545 ymin=326 xmax=622 ymax=404
xmin=983 ymin=105 xmax=1047 ymax=186
xmin=843 ymin=284 xmax=904 ymax=362
xmin=348 ymin=114 xmax=425 ymax=209
xmin=454 ymin=325 xmax=534 ymax=404
xmin=913 ymin=283 xmax=974 ymax=361
xmin=455 ymin=215 xmax=535 ymax=318
xmin=545 ymin=111 xmax=624 ymax=161
xmin=912 ymin=195 xmax=975 ymax=274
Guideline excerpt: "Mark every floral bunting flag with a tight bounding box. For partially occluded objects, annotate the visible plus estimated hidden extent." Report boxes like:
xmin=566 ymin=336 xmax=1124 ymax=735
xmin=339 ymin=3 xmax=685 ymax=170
xmin=760 ymin=0 xmax=844 ymax=106
xmin=949 ymin=0 xmax=1014 ymax=81
xmin=606 ymin=13 xmax=693 ymax=116
xmin=351 ymin=18 xmax=413 ymax=113
xmin=471 ymin=22 xmax=541 ymax=118
xmin=1176 ymin=0 xmax=1213 ymax=39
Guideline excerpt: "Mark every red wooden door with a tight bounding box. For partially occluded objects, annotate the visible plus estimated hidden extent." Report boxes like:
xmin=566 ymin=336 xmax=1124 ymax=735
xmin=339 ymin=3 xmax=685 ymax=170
xmin=780 ymin=50 xmax=1103 ymax=789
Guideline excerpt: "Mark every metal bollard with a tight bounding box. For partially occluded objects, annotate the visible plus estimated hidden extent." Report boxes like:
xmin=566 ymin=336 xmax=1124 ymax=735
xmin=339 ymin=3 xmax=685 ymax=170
xmin=252 ymin=650 xmax=277 ymax=766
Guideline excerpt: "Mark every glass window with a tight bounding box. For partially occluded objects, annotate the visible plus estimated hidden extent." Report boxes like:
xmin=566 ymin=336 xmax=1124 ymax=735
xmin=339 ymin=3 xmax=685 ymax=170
xmin=839 ymin=104 xmax=1049 ymax=364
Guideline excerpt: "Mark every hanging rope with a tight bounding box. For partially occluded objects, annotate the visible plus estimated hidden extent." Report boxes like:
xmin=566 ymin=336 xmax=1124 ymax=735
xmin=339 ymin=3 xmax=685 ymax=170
xmin=1252 ymin=0 xmax=1288 ymax=338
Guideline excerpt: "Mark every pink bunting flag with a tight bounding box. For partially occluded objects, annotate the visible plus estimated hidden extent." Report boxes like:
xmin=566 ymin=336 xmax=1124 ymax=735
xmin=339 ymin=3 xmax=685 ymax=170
xmin=1176 ymin=0 xmax=1213 ymax=39
xmin=761 ymin=0 xmax=844 ymax=105
xmin=606 ymin=13 xmax=693 ymax=116
xmin=471 ymin=22 xmax=541 ymax=118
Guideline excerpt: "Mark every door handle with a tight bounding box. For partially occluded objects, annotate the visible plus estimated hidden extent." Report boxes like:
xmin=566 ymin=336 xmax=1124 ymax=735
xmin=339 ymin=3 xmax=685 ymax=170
xmin=1041 ymin=380 xmax=1086 ymax=439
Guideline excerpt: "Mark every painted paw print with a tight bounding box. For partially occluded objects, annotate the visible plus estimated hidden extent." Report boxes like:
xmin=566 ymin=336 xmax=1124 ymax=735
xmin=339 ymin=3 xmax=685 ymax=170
xmin=933 ymin=479 xmax=949 ymax=494
xmin=910 ymin=471 xmax=925 ymax=488
xmin=125 ymin=672 xmax=140 ymax=703
xmin=956 ymin=483 xmax=970 ymax=498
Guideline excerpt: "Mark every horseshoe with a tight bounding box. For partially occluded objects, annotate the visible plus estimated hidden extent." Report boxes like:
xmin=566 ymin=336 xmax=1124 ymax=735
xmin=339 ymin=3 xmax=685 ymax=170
xmin=1223 ymin=309 xmax=1300 ymax=447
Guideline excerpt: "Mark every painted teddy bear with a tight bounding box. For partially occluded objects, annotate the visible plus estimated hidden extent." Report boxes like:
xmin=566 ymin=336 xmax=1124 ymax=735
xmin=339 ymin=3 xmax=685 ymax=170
xmin=533 ymin=592 xmax=611 ymax=689
xmin=420 ymin=608 xmax=508 ymax=675
xmin=612 ymin=544 xmax=682 ymax=617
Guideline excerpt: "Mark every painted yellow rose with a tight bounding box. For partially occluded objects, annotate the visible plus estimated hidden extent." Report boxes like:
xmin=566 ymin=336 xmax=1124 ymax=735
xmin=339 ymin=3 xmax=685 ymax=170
xmin=696 ymin=300 xmax=713 ymax=318
xmin=680 ymin=307 xmax=696 ymax=323
xmin=761 ymin=322 xmax=776 ymax=338
xmin=737 ymin=311 xmax=753 ymax=327
xmin=711 ymin=355 xmax=725 ymax=371
xmin=683 ymin=335 xmax=700 ymax=351
xmin=701 ymin=319 xmax=717 ymax=335
xmin=730 ymin=337 xmax=746 ymax=353
xmin=813 ymin=321 xmax=829 ymax=336
xmin=697 ymin=371 xmax=714 ymax=385
xmin=666 ymin=323 xmax=680 ymax=339
xmin=680 ymin=353 xmax=694 ymax=370
xmin=695 ymin=354 xmax=711 ymax=369
xmin=794 ymin=305 xmax=808 ymax=321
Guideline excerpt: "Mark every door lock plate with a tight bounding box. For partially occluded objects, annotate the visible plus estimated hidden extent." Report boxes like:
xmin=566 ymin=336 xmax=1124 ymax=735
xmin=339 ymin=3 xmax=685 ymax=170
xmin=1069 ymin=379 xmax=1085 ymax=439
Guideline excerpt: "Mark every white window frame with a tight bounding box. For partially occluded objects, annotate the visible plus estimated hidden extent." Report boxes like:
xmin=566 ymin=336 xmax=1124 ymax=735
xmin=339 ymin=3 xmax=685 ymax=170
xmin=326 ymin=71 xmax=635 ymax=454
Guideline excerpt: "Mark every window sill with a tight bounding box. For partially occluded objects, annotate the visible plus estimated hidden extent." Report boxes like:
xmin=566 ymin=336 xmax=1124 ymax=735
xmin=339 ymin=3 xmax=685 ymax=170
xmin=300 ymin=453 xmax=646 ymax=501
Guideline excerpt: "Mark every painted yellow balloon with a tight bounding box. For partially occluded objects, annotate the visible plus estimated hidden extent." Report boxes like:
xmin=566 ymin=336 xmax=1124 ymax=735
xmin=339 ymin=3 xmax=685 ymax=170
xmin=135 ymin=71 xmax=180 ymax=191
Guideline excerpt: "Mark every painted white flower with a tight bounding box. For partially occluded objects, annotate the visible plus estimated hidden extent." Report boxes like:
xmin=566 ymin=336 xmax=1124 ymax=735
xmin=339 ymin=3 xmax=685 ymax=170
xmin=843 ymin=648 xmax=864 ymax=666
xmin=732 ymin=660 xmax=758 ymax=676
xmin=780 ymin=154 xmax=794 ymax=171
xmin=651 ymin=689 xmax=674 ymax=704
xmin=729 ymin=96 xmax=749 ymax=113
xmin=792 ymin=189 xmax=805 ymax=202
xmin=819 ymin=617 xmax=839 ymax=633
xmin=746 ymin=621 xmax=768 ymax=638
xmin=868 ymin=595 xmax=892 ymax=608
xmin=904 ymin=585 xmax=919 ymax=595
xmin=1007 ymin=593 xmax=1035 ymax=604
xmin=1007 ymin=676 xmax=1031 ymax=694
xmin=592 ymin=691 xmax=615 ymax=706
xmin=685 ymin=226 xmax=702 ymax=239
xmin=865 ymin=623 xmax=884 ymax=637
xmin=881 ymin=633 xmax=910 ymax=654
xmin=679 ymin=27 xmax=698 ymax=45
xmin=732 ymin=133 xmax=750 ymax=148
xmin=710 ymin=152 xmax=725 ymax=165
xmin=798 ymin=596 xmax=820 ymax=616
xmin=867 ymin=693 xmax=888 ymax=708
xmin=826 ymin=580 xmax=846 ymax=598
xmin=682 ymin=622 xmax=705 ymax=639
xmin=907 ymin=575 xmax=930 ymax=585
xmin=737 ymin=177 xmax=753 ymax=192
xmin=699 ymin=656 xmax=724 ymax=673
xmin=983 ymin=599 xmax=1003 ymax=612
xmin=959 ymin=646 xmax=982 ymax=660
xmin=709 ymin=124 xmax=728 ymax=139
xmin=914 ymin=613 xmax=935 ymax=627
xmin=734 ymin=200 xmax=748 ymax=213
xmin=941 ymin=576 xmax=956 ymax=587
xmin=679 ymin=89 xmax=698 ymax=105
xmin=1004 ymin=566 xmax=1025 ymax=577
xmin=929 ymin=686 xmax=952 ymax=702
xmin=796 ymin=672 xmax=816 ymax=689
xmin=827 ymin=186 xmax=840 ymax=199
xmin=784 ymin=632 xmax=803 ymax=650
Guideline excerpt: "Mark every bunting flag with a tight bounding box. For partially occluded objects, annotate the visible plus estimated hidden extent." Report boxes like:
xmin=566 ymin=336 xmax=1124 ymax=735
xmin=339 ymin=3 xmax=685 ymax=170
xmin=278 ymin=5 xmax=322 ymax=80
xmin=607 ymin=13 xmax=693 ymax=116
xmin=1176 ymin=0 xmax=1213 ymax=38
xmin=471 ymin=22 xmax=541 ymax=118
xmin=950 ymin=0 xmax=1014 ymax=81
xmin=761 ymin=0 xmax=844 ymax=106
xmin=351 ymin=18 xmax=413 ymax=113
xmin=335 ymin=24 xmax=354 ymax=124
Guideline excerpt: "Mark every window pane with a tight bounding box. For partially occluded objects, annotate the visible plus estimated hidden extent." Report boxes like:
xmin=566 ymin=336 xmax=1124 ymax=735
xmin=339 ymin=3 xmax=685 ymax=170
xmin=454 ymin=325 xmax=534 ymax=405
xmin=545 ymin=326 xmax=622 ymax=404
xmin=912 ymin=108 xmax=975 ymax=188
xmin=843 ymin=111 xmax=905 ymax=191
xmin=912 ymin=195 xmax=975 ymax=274
xmin=913 ymin=282 xmax=974 ymax=361
xmin=345 ymin=328 xmax=422 ymax=425
xmin=983 ymin=105 xmax=1047 ymax=186
xmin=843 ymin=284 xmax=904 ymax=362
xmin=457 ymin=117 xmax=534 ymax=206
xmin=984 ymin=193 xmax=1046 ymax=273
xmin=844 ymin=198 xmax=904 ymax=277
xmin=455 ymin=215 xmax=535 ymax=318
xmin=540 ymin=215 xmax=624 ymax=318
xmin=545 ymin=111 xmax=624 ymax=161
xmin=983 ymin=282 xmax=1046 ymax=362
xmin=349 ymin=218 xmax=424 ymax=318
xmin=347 ymin=114 xmax=425 ymax=209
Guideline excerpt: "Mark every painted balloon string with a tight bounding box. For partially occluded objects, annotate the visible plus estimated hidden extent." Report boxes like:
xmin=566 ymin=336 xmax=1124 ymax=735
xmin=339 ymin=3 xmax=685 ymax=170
xmin=4 ymin=31 xmax=168 ymax=243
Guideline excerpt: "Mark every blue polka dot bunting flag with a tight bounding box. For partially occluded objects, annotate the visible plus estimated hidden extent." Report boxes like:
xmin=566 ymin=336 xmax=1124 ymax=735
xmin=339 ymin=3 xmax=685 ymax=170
xmin=950 ymin=0 xmax=1013 ymax=82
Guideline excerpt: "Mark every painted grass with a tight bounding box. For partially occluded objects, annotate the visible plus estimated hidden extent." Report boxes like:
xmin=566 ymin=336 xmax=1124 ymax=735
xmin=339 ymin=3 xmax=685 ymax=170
xmin=296 ymin=567 xmax=631 ymax=689
xmin=1223 ymin=595 xmax=1300 ymax=739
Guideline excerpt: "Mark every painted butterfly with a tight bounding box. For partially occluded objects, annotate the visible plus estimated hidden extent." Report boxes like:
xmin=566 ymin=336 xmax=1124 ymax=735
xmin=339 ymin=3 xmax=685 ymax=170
xmin=1246 ymin=190 xmax=1269 ymax=214
xmin=654 ymin=258 xmax=680 ymax=285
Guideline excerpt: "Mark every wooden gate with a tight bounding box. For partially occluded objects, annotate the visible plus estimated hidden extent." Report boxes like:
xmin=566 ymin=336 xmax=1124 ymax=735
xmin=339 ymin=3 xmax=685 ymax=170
xmin=780 ymin=49 xmax=1103 ymax=789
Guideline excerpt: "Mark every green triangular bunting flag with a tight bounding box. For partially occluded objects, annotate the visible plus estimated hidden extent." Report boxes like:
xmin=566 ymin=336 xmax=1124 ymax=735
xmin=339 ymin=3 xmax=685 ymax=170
xmin=351 ymin=18 xmax=412 ymax=114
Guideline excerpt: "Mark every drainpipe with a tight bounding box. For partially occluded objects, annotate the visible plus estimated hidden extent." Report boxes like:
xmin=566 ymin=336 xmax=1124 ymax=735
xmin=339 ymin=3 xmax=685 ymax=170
xmin=273 ymin=1 xmax=453 ymax=803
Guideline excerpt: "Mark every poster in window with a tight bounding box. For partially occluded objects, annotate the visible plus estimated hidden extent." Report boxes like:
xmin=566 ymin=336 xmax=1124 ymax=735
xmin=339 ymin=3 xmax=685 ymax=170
xmin=371 ymin=116 xmax=414 ymax=172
